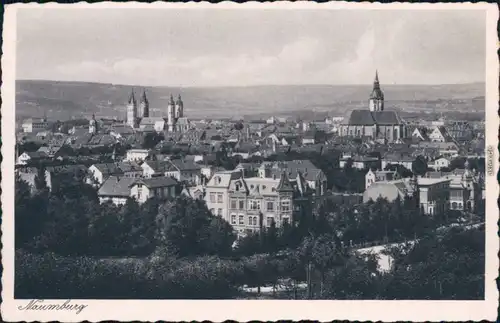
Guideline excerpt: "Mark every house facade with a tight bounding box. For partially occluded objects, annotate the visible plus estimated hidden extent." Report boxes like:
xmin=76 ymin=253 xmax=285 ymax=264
xmin=204 ymin=170 xmax=312 ymax=237
xmin=130 ymin=177 xmax=179 ymax=204
xmin=125 ymin=149 xmax=152 ymax=162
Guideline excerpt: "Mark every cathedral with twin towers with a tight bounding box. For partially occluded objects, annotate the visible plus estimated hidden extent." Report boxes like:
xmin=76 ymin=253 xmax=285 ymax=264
xmin=125 ymin=89 xmax=190 ymax=132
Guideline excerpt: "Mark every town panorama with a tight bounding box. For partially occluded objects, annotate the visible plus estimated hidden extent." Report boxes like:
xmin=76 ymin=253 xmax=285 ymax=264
xmin=13 ymin=6 xmax=487 ymax=303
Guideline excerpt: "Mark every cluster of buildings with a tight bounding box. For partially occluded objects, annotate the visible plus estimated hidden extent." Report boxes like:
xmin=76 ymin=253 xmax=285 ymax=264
xmin=125 ymin=90 xmax=191 ymax=133
xmin=363 ymin=160 xmax=482 ymax=215
xmin=15 ymin=71 xmax=485 ymax=237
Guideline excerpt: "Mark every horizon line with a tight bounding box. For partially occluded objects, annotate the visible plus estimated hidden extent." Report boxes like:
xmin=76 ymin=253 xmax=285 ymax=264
xmin=15 ymin=78 xmax=486 ymax=88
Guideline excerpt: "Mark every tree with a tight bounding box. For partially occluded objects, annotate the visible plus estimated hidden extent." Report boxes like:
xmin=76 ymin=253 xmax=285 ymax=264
xmin=382 ymin=226 xmax=485 ymax=299
xmin=34 ymin=166 xmax=47 ymax=191
xmin=142 ymin=132 xmax=165 ymax=150
xmin=30 ymin=196 xmax=94 ymax=256
xmin=156 ymin=197 xmax=235 ymax=257
xmin=412 ymin=155 xmax=428 ymax=176
xmin=384 ymin=163 xmax=413 ymax=178
xmin=234 ymin=122 xmax=244 ymax=131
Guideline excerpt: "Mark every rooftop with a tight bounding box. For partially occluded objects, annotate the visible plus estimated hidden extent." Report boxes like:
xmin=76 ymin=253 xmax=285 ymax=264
xmin=417 ymin=177 xmax=452 ymax=186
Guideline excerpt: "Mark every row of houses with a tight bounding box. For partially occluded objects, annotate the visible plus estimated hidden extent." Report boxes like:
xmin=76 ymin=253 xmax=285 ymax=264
xmin=363 ymin=166 xmax=482 ymax=214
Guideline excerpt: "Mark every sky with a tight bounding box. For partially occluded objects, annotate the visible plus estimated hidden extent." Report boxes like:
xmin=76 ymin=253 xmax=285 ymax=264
xmin=16 ymin=8 xmax=486 ymax=87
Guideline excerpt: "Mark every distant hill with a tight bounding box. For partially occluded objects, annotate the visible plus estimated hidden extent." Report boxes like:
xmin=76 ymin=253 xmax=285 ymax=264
xmin=15 ymin=80 xmax=485 ymax=121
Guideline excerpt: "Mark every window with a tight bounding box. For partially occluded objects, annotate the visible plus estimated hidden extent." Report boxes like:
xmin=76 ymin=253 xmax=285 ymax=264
xmin=281 ymin=200 xmax=291 ymax=212
xmin=231 ymin=214 xmax=236 ymax=225
xmin=266 ymin=201 xmax=274 ymax=212
xmin=137 ymin=186 xmax=143 ymax=200
xmin=249 ymin=200 xmax=261 ymax=210
xmin=239 ymin=200 xmax=245 ymax=210
xmin=217 ymin=193 xmax=223 ymax=203
xmin=230 ymin=199 xmax=237 ymax=209
xmin=209 ymin=192 xmax=216 ymax=203
xmin=267 ymin=216 xmax=273 ymax=227
xmin=217 ymin=208 xmax=222 ymax=216
xmin=238 ymin=215 xmax=244 ymax=225
xmin=252 ymin=217 xmax=258 ymax=226
xmin=248 ymin=216 xmax=253 ymax=225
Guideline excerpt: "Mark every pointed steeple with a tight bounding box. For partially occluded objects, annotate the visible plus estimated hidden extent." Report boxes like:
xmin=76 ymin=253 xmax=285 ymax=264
xmin=140 ymin=89 xmax=148 ymax=104
xmin=169 ymin=94 xmax=175 ymax=105
xmin=176 ymin=94 xmax=183 ymax=104
xmin=128 ymin=89 xmax=136 ymax=105
xmin=369 ymin=70 xmax=384 ymax=111
xmin=372 ymin=70 xmax=382 ymax=93
xmin=277 ymin=171 xmax=294 ymax=192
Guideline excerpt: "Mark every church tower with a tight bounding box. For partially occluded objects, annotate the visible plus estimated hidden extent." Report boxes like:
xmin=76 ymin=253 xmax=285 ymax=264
xmin=463 ymin=160 xmax=475 ymax=211
xmin=175 ymin=94 xmax=184 ymax=118
xmin=369 ymin=70 xmax=384 ymax=112
xmin=126 ymin=89 xmax=137 ymax=128
xmin=89 ymin=113 xmax=98 ymax=134
xmin=167 ymin=94 xmax=175 ymax=132
xmin=139 ymin=89 xmax=149 ymax=118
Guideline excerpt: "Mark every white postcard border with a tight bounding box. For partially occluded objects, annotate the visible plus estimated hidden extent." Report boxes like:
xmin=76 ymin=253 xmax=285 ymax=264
xmin=1 ymin=2 xmax=498 ymax=322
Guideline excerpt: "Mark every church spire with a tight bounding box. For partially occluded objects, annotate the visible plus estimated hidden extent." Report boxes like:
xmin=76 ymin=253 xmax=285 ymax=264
xmin=128 ymin=89 xmax=136 ymax=105
xmin=369 ymin=70 xmax=384 ymax=112
xmin=140 ymin=89 xmax=148 ymax=104
xmin=140 ymin=89 xmax=149 ymax=118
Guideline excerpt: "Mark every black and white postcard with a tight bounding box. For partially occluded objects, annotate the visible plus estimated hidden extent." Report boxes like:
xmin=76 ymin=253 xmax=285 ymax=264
xmin=1 ymin=2 xmax=498 ymax=322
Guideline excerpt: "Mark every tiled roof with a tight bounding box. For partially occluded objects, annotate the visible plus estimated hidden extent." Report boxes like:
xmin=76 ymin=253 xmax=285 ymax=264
xmin=98 ymin=176 xmax=136 ymax=197
xmin=26 ymin=151 xmax=48 ymax=159
xmin=344 ymin=110 xmax=404 ymax=126
xmin=276 ymin=172 xmax=294 ymax=192
xmin=92 ymin=163 xmax=124 ymax=176
xmin=372 ymin=111 xmax=404 ymax=125
xmin=132 ymin=176 xmax=178 ymax=189
xmin=169 ymin=159 xmax=201 ymax=171
xmin=345 ymin=110 xmax=376 ymax=125
xmin=140 ymin=117 xmax=165 ymax=125
xmin=143 ymin=160 xmax=171 ymax=173
xmin=118 ymin=161 xmax=142 ymax=173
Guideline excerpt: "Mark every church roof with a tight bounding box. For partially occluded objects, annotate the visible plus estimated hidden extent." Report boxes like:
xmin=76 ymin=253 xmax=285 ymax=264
xmin=344 ymin=110 xmax=403 ymax=126
xmin=345 ymin=110 xmax=376 ymax=125
xmin=372 ymin=111 xmax=403 ymax=125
